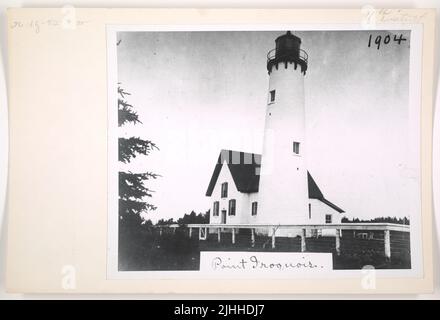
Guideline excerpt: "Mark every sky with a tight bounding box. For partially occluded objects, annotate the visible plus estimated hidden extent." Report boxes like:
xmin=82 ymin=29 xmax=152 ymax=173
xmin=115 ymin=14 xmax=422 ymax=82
xmin=115 ymin=30 xmax=417 ymax=223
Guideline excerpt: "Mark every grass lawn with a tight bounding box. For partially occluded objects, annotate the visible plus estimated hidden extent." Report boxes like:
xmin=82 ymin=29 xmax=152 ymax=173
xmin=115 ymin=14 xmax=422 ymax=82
xmin=118 ymin=228 xmax=410 ymax=271
xmin=119 ymin=227 xmax=200 ymax=271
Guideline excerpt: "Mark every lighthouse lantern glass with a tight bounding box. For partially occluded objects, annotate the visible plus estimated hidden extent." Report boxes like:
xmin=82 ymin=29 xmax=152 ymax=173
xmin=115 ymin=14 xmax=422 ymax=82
xmin=275 ymin=32 xmax=301 ymax=59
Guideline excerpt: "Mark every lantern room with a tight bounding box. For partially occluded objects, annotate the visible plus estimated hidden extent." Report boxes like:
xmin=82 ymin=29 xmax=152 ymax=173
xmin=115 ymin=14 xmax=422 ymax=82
xmin=266 ymin=31 xmax=308 ymax=75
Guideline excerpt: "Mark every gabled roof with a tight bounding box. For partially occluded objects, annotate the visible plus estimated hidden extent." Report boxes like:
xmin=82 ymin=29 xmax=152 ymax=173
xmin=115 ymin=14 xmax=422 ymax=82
xmin=206 ymin=149 xmax=344 ymax=213
xmin=205 ymin=150 xmax=261 ymax=196
xmin=307 ymin=172 xmax=345 ymax=213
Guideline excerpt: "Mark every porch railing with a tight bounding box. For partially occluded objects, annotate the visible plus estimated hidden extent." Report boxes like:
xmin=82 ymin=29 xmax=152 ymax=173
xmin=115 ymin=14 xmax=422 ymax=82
xmin=183 ymin=223 xmax=410 ymax=260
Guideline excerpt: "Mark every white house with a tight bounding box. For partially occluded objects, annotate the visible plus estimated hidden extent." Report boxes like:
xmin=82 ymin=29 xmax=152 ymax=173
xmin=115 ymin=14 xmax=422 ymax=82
xmin=205 ymin=150 xmax=344 ymax=237
xmin=205 ymin=31 xmax=344 ymax=237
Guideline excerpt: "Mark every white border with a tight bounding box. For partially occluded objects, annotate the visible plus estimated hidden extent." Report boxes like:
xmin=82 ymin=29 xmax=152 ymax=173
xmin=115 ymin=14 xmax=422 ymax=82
xmin=107 ymin=23 xmax=424 ymax=280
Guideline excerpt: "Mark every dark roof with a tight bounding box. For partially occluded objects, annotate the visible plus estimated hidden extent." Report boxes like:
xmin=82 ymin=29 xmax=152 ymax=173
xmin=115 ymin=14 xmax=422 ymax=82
xmin=307 ymin=171 xmax=324 ymax=199
xmin=205 ymin=150 xmax=261 ymax=196
xmin=307 ymin=172 xmax=345 ymax=213
xmin=206 ymin=149 xmax=344 ymax=213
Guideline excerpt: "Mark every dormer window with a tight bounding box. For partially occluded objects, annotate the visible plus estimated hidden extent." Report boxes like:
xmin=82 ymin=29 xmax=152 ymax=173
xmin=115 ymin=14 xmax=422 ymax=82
xmin=269 ymin=90 xmax=276 ymax=103
xmin=221 ymin=182 xmax=228 ymax=198
xmin=293 ymin=141 xmax=300 ymax=155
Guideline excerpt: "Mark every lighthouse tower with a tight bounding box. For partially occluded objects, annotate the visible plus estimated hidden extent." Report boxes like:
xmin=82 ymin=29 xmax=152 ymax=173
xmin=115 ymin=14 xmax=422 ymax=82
xmin=257 ymin=31 xmax=309 ymax=227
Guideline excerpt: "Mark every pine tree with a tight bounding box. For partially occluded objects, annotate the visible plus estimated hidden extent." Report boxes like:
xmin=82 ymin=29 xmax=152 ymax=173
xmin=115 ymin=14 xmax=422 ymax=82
xmin=116 ymin=39 xmax=163 ymax=271
xmin=118 ymin=85 xmax=159 ymax=223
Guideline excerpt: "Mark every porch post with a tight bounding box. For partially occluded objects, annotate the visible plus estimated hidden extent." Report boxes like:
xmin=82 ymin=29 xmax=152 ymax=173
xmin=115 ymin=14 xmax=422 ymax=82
xmin=189 ymin=227 xmax=192 ymax=238
xmin=335 ymin=229 xmax=341 ymax=255
xmin=271 ymin=228 xmax=276 ymax=249
xmin=384 ymin=229 xmax=391 ymax=260
xmin=159 ymin=227 xmax=162 ymax=236
xmin=232 ymin=228 xmax=236 ymax=244
xmin=301 ymin=228 xmax=307 ymax=252
xmin=217 ymin=227 xmax=221 ymax=243
xmin=251 ymin=228 xmax=255 ymax=247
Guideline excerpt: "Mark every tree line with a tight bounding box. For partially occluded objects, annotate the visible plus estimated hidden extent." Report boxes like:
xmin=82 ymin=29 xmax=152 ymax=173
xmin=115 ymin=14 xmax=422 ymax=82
xmin=152 ymin=210 xmax=210 ymax=226
xmin=341 ymin=216 xmax=410 ymax=225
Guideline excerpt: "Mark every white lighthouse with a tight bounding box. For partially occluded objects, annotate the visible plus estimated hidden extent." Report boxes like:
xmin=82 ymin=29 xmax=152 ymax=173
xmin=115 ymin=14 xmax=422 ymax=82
xmin=257 ymin=31 xmax=309 ymax=226
xmin=206 ymin=32 xmax=344 ymax=237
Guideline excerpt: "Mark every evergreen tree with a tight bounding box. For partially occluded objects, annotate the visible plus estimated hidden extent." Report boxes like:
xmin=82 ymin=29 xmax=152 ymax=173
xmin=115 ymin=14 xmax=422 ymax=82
xmin=117 ymin=84 xmax=160 ymax=270
xmin=118 ymin=85 xmax=159 ymax=223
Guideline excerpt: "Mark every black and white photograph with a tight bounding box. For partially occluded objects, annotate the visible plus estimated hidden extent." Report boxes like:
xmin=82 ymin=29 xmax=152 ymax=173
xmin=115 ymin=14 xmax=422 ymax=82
xmin=107 ymin=27 xmax=423 ymax=277
xmin=3 ymin=4 xmax=437 ymax=298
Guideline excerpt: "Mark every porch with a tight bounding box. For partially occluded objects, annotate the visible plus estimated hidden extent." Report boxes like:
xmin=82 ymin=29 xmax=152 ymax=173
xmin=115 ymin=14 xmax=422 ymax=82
xmin=183 ymin=223 xmax=410 ymax=261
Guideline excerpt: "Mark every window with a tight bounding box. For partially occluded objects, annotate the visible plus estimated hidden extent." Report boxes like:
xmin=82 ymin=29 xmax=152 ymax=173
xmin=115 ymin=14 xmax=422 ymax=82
xmin=251 ymin=202 xmax=258 ymax=216
xmin=213 ymin=201 xmax=219 ymax=216
xmin=325 ymin=214 xmax=332 ymax=224
xmin=293 ymin=141 xmax=300 ymax=154
xmin=269 ymin=90 xmax=276 ymax=103
xmin=228 ymin=199 xmax=236 ymax=216
xmin=221 ymin=182 xmax=228 ymax=198
xmin=308 ymin=203 xmax=311 ymax=219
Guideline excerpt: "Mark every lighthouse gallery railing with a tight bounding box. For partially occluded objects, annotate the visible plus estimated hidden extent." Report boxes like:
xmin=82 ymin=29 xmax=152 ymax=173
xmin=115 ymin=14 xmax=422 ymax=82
xmin=266 ymin=48 xmax=309 ymax=65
